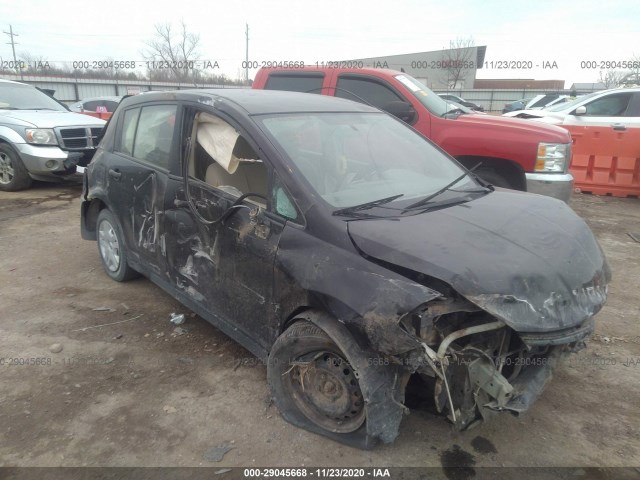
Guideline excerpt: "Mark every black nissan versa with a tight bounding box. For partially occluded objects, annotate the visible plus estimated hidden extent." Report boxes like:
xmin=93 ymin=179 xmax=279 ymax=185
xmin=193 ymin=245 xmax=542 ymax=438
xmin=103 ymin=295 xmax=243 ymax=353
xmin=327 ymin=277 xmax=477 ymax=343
xmin=80 ymin=89 xmax=610 ymax=448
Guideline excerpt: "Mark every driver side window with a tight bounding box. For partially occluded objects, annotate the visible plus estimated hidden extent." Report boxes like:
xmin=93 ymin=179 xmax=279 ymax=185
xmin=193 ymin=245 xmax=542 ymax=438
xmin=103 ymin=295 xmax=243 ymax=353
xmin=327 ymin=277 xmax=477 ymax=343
xmin=583 ymin=93 xmax=632 ymax=116
xmin=188 ymin=111 xmax=268 ymax=205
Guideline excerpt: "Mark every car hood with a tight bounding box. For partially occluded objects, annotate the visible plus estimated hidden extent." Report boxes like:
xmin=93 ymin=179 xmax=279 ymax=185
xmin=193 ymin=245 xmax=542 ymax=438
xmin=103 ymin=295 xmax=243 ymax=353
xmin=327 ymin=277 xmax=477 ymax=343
xmin=347 ymin=190 xmax=610 ymax=333
xmin=457 ymin=111 xmax=568 ymax=139
xmin=0 ymin=110 xmax=105 ymax=128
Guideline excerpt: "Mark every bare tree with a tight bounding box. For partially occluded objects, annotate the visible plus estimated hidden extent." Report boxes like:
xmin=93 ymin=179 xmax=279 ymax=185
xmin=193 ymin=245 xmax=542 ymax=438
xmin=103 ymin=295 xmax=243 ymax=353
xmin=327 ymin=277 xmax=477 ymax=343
xmin=19 ymin=51 xmax=48 ymax=73
xmin=621 ymin=53 xmax=640 ymax=86
xmin=143 ymin=21 xmax=201 ymax=83
xmin=440 ymin=37 xmax=476 ymax=89
xmin=598 ymin=69 xmax=627 ymax=88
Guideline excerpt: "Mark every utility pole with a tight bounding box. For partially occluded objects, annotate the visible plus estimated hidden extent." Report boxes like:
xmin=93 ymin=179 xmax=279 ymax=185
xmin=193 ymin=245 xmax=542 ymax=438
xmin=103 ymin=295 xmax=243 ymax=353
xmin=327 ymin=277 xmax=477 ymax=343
xmin=3 ymin=24 xmax=21 ymax=79
xmin=245 ymin=23 xmax=249 ymax=84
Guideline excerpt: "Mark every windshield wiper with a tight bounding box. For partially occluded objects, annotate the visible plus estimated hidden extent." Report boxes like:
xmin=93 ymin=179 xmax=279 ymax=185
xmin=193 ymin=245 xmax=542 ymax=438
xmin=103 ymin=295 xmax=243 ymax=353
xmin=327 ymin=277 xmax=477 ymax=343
xmin=403 ymin=163 xmax=483 ymax=211
xmin=333 ymin=193 xmax=404 ymax=217
xmin=20 ymin=107 xmax=58 ymax=110
xmin=0 ymin=107 xmax=20 ymax=110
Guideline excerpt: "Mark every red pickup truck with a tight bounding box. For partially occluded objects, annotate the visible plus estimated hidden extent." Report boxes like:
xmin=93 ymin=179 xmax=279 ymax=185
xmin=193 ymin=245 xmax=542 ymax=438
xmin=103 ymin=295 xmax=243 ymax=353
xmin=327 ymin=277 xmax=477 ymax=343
xmin=253 ymin=67 xmax=574 ymax=202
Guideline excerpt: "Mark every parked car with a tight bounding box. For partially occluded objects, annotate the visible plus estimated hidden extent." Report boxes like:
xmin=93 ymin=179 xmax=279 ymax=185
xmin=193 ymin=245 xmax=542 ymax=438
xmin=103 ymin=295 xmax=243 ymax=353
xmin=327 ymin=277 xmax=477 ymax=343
xmin=502 ymin=97 xmax=534 ymax=113
xmin=253 ymin=68 xmax=574 ymax=202
xmin=69 ymin=96 xmax=122 ymax=113
xmin=526 ymin=93 xmax=571 ymax=110
xmin=502 ymin=95 xmax=570 ymax=114
xmin=503 ymin=87 xmax=640 ymax=124
xmin=0 ymin=79 xmax=105 ymax=191
xmin=438 ymin=93 xmax=484 ymax=111
xmin=81 ymin=89 xmax=610 ymax=448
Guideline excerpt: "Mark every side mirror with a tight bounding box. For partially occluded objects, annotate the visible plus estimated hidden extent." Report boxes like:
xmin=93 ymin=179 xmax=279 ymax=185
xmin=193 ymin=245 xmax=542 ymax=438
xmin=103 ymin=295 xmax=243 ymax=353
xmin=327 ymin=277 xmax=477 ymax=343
xmin=382 ymin=101 xmax=417 ymax=124
xmin=574 ymin=105 xmax=587 ymax=116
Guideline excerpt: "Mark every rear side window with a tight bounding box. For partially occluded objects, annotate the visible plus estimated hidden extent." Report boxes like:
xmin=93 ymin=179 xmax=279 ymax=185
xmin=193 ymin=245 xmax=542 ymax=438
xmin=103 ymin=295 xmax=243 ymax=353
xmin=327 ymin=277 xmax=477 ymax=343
xmin=82 ymin=100 xmax=101 ymax=111
xmin=335 ymin=76 xmax=404 ymax=109
xmin=104 ymin=100 xmax=120 ymax=112
xmin=627 ymin=93 xmax=640 ymax=117
xmin=133 ymin=105 xmax=177 ymax=169
xmin=265 ymin=74 xmax=324 ymax=94
xmin=116 ymin=104 xmax=177 ymax=170
xmin=119 ymin=108 xmax=140 ymax=156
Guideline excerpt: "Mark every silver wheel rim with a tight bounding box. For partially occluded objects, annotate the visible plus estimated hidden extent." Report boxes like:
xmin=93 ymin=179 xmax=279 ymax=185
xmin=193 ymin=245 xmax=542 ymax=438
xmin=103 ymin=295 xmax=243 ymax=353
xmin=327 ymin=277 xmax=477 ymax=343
xmin=98 ymin=219 xmax=121 ymax=272
xmin=0 ymin=152 xmax=15 ymax=185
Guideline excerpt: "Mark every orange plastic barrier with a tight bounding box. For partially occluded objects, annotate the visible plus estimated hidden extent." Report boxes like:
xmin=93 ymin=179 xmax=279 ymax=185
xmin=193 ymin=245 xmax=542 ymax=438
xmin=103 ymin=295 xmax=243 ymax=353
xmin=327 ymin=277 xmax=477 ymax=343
xmin=567 ymin=124 xmax=640 ymax=197
xmin=78 ymin=111 xmax=113 ymax=121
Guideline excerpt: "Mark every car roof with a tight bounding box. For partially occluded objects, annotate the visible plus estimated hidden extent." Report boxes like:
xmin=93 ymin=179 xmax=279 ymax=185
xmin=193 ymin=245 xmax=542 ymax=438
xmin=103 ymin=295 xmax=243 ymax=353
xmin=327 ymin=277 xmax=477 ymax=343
xmin=119 ymin=88 xmax=381 ymax=115
xmin=73 ymin=96 xmax=123 ymax=103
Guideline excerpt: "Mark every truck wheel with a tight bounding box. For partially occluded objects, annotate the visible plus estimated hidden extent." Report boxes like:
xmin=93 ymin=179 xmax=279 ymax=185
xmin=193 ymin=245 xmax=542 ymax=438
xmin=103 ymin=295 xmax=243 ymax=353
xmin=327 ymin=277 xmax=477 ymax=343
xmin=268 ymin=321 xmax=366 ymax=436
xmin=96 ymin=209 xmax=139 ymax=282
xmin=476 ymin=169 xmax=512 ymax=189
xmin=0 ymin=144 xmax=33 ymax=191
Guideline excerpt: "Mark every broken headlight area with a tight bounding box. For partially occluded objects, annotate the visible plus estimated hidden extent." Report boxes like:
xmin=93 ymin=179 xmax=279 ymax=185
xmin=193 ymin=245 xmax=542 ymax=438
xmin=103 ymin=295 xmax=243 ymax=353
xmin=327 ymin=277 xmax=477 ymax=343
xmin=379 ymin=298 xmax=592 ymax=430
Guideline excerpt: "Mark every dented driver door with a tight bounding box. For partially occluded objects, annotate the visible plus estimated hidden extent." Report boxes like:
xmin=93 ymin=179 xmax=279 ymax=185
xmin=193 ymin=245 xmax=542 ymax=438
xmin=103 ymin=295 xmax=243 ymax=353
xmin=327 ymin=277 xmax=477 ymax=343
xmin=161 ymin=106 xmax=284 ymax=355
xmin=163 ymin=180 xmax=284 ymax=355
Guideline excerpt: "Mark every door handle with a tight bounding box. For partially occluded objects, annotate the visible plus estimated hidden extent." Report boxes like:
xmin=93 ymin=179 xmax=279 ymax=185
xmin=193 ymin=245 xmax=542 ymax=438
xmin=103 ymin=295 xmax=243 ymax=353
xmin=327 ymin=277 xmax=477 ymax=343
xmin=108 ymin=169 xmax=122 ymax=180
xmin=612 ymin=124 xmax=627 ymax=131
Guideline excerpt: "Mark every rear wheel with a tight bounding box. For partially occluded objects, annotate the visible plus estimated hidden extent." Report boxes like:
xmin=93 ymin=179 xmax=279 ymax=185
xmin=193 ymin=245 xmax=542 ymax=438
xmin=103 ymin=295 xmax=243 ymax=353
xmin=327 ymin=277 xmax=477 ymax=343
xmin=268 ymin=321 xmax=366 ymax=435
xmin=96 ymin=209 xmax=139 ymax=282
xmin=0 ymin=144 xmax=32 ymax=191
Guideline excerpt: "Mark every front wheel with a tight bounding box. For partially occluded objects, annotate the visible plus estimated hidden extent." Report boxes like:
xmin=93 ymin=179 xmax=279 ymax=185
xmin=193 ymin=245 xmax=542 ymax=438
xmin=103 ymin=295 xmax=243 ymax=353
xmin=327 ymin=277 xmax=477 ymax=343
xmin=268 ymin=321 xmax=366 ymax=436
xmin=0 ymin=144 xmax=32 ymax=191
xmin=96 ymin=209 xmax=139 ymax=282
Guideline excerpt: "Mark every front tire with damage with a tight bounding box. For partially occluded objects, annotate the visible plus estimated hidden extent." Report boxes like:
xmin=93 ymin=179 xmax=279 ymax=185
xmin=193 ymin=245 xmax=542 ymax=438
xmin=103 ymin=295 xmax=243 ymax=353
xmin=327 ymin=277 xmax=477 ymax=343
xmin=268 ymin=315 xmax=409 ymax=449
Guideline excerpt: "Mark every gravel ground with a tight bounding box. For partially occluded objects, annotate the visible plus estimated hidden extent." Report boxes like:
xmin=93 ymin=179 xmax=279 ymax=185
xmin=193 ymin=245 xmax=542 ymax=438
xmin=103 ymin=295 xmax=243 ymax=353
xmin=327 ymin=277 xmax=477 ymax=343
xmin=0 ymin=182 xmax=638 ymax=473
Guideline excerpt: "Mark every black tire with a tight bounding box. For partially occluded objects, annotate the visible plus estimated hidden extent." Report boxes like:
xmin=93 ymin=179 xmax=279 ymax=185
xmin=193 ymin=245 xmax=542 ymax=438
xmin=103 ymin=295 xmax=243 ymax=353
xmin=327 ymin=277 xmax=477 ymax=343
xmin=96 ymin=209 xmax=139 ymax=282
xmin=0 ymin=143 xmax=33 ymax=191
xmin=268 ymin=321 xmax=367 ymax=437
xmin=476 ymin=169 xmax=513 ymax=189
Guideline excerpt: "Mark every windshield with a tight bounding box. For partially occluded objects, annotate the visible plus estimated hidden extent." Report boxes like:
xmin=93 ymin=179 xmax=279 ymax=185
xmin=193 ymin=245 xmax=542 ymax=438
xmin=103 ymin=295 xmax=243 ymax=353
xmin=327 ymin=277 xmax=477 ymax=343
xmin=258 ymin=112 xmax=475 ymax=209
xmin=0 ymin=83 xmax=68 ymax=111
xmin=545 ymin=92 xmax=599 ymax=112
xmin=393 ymin=75 xmax=472 ymax=116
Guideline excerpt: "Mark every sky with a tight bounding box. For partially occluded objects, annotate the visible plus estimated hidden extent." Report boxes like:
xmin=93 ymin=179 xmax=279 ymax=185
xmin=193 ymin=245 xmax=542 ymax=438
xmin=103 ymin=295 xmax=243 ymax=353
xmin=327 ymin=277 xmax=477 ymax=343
xmin=1 ymin=0 xmax=638 ymax=87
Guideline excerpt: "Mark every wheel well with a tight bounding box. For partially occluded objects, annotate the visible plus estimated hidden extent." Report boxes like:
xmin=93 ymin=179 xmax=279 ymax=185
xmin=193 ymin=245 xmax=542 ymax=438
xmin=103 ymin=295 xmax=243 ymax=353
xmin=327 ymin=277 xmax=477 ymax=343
xmin=84 ymin=199 xmax=108 ymax=235
xmin=455 ymin=156 xmax=526 ymax=191
xmin=280 ymin=303 xmax=375 ymax=354
xmin=282 ymin=306 xmax=316 ymax=332
xmin=0 ymin=139 xmax=13 ymax=149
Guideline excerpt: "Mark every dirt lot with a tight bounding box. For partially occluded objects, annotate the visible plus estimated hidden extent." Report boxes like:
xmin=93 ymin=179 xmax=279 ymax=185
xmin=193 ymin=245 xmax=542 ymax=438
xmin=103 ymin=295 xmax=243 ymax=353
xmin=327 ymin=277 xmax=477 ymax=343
xmin=0 ymin=182 xmax=639 ymax=472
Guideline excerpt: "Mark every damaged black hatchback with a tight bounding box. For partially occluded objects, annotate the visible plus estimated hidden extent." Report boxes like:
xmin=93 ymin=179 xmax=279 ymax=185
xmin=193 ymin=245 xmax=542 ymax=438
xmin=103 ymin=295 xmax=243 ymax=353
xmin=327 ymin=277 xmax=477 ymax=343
xmin=81 ymin=89 xmax=610 ymax=448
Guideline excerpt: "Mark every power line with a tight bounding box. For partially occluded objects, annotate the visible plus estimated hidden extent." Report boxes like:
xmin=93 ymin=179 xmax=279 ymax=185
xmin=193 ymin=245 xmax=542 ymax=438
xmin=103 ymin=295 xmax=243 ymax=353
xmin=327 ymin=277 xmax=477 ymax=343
xmin=3 ymin=24 xmax=21 ymax=79
xmin=245 ymin=23 xmax=249 ymax=84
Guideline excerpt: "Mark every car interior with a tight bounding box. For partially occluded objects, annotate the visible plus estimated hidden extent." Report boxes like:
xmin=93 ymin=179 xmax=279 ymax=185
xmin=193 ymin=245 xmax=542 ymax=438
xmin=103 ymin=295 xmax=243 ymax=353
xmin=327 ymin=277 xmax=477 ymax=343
xmin=189 ymin=111 xmax=268 ymax=206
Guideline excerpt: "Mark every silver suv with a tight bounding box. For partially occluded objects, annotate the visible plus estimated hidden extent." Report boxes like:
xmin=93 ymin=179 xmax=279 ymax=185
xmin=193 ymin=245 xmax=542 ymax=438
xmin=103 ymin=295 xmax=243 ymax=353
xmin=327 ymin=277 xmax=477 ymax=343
xmin=0 ymin=79 xmax=106 ymax=191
